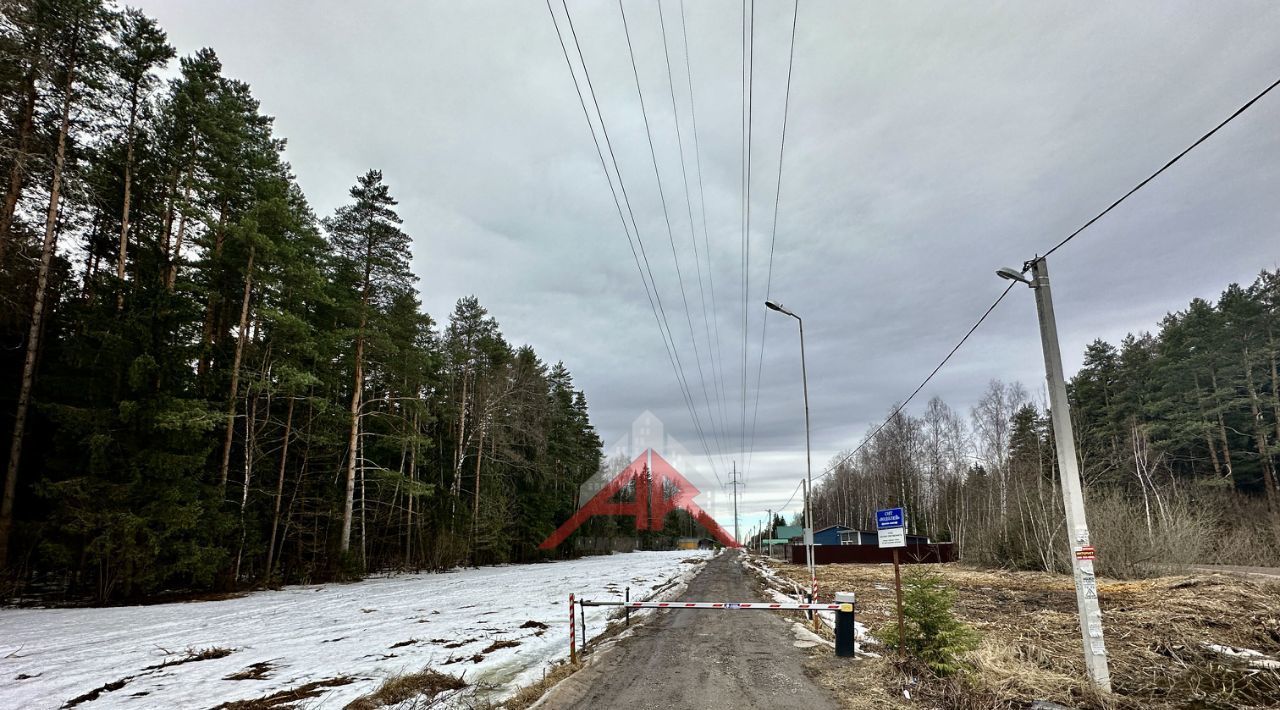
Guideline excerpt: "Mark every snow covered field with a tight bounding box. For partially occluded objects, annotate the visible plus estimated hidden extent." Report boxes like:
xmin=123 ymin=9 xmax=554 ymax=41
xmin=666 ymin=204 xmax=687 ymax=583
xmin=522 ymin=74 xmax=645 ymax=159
xmin=1 ymin=549 xmax=712 ymax=709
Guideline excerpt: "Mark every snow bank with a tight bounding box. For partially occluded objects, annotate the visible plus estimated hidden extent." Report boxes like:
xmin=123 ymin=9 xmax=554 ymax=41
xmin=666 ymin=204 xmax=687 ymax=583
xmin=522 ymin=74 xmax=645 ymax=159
xmin=741 ymin=553 xmax=871 ymax=655
xmin=0 ymin=550 xmax=711 ymax=709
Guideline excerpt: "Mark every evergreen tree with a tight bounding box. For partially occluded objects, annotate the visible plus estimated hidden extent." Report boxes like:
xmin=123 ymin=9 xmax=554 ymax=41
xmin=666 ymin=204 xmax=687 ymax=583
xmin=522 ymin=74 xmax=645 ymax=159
xmin=323 ymin=170 xmax=414 ymax=560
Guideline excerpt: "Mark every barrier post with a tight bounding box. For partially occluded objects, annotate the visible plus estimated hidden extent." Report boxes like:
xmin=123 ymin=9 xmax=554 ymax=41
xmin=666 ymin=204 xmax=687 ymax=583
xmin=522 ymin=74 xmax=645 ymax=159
xmin=893 ymin=548 xmax=905 ymax=660
xmin=834 ymin=592 xmax=856 ymax=658
xmin=625 ymin=587 xmax=630 ymax=627
xmin=569 ymin=593 xmax=577 ymax=664
xmin=811 ymin=574 xmax=821 ymax=631
xmin=580 ymin=601 xmax=587 ymax=653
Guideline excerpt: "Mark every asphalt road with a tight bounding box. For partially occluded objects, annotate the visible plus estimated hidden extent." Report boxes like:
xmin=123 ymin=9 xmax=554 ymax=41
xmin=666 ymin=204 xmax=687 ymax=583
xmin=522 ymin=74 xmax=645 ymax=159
xmin=1189 ymin=564 xmax=1280 ymax=580
xmin=539 ymin=550 xmax=840 ymax=710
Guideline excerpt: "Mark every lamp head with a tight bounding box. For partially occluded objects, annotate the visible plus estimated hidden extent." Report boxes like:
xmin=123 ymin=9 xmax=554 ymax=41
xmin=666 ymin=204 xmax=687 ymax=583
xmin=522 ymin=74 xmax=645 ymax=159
xmin=996 ymin=267 xmax=1034 ymax=287
xmin=765 ymin=300 xmax=784 ymax=312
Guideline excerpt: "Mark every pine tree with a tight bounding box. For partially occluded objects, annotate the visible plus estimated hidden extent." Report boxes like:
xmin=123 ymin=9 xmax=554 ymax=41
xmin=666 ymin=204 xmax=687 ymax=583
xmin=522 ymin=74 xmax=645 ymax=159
xmin=110 ymin=8 xmax=172 ymax=309
xmin=324 ymin=170 xmax=414 ymax=560
xmin=1 ymin=0 xmax=112 ymax=570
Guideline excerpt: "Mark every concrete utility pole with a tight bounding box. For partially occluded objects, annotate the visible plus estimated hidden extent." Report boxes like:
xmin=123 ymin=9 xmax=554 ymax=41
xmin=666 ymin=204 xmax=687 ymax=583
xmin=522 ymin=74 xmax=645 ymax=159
xmin=803 ymin=478 xmax=814 ymax=593
xmin=998 ymin=256 xmax=1111 ymax=692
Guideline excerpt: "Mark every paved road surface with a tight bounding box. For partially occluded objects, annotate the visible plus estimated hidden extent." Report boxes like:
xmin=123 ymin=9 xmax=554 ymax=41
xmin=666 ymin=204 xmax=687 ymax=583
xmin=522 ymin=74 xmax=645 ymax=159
xmin=539 ymin=550 xmax=839 ymax=710
xmin=1190 ymin=564 xmax=1280 ymax=580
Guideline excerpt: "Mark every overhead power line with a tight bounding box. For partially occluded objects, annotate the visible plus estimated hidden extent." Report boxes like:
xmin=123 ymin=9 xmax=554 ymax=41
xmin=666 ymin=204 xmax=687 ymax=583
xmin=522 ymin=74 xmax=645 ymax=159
xmin=658 ymin=0 xmax=730 ymax=473
xmin=745 ymin=0 xmax=800 ymax=486
xmin=779 ymin=477 xmax=804 ymax=514
xmin=616 ymin=0 xmax=724 ymax=483
xmin=547 ymin=0 xmax=722 ymax=485
xmin=816 ymin=281 xmax=1017 ymax=481
xmin=739 ymin=0 xmax=755 ymax=469
xmin=678 ymin=0 xmax=733 ymax=474
xmin=804 ymin=71 xmax=1280 ymax=494
xmin=1040 ymin=74 xmax=1280 ymax=262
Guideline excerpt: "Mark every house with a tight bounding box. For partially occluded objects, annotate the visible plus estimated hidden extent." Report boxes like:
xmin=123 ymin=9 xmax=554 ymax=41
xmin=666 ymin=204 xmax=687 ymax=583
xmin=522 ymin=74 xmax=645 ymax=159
xmin=838 ymin=528 xmax=933 ymax=546
xmin=813 ymin=525 xmax=854 ymax=546
xmin=773 ymin=525 xmax=803 ymax=542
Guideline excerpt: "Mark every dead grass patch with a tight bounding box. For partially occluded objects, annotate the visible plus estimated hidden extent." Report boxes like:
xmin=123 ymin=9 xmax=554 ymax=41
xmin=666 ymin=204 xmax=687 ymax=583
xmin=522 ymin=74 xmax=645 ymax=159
xmin=64 ymin=647 xmax=236 ymax=708
xmin=212 ymin=676 xmax=355 ymax=709
xmin=502 ymin=660 xmax=580 ymax=710
xmin=764 ymin=558 xmax=1280 ymax=709
xmin=518 ymin=620 xmax=548 ymax=630
xmin=63 ymin=677 xmax=131 ymax=708
xmin=143 ymin=646 xmax=234 ymax=670
xmin=223 ymin=661 xmax=275 ymax=681
xmin=480 ymin=639 xmax=520 ymax=654
xmin=343 ymin=668 xmax=466 ymax=710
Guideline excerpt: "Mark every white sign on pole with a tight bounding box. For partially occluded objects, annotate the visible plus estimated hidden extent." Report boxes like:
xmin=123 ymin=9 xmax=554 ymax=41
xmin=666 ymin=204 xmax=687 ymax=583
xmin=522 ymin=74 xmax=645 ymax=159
xmin=878 ymin=527 xmax=905 ymax=548
xmin=803 ymin=528 xmax=814 ymax=546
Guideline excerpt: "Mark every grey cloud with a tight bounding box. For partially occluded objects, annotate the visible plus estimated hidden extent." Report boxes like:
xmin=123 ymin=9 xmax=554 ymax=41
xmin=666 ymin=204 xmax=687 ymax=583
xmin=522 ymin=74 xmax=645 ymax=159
xmin=135 ymin=0 xmax=1280 ymax=527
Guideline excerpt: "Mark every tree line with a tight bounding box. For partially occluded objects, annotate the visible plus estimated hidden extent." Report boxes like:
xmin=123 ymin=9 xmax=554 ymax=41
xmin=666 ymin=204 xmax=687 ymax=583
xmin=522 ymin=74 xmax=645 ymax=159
xmin=0 ymin=0 xmax=602 ymax=602
xmin=809 ymin=270 xmax=1280 ymax=577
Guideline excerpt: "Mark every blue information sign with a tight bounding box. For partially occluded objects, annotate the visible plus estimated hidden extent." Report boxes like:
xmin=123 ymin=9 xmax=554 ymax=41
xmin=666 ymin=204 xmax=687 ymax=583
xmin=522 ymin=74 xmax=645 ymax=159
xmin=876 ymin=507 xmax=904 ymax=530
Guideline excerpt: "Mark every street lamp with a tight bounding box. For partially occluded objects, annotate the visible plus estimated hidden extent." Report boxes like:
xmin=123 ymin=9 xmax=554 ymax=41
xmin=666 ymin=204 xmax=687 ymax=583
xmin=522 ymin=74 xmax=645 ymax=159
xmin=764 ymin=300 xmax=816 ymax=606
xmin=998 ymin=257 xmax=1111 ymax=692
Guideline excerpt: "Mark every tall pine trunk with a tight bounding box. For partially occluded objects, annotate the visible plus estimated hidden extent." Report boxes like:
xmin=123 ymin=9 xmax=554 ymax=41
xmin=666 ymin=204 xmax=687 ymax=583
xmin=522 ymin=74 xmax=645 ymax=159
xmin=197 ymin=202 xmax=229 ymax=379
xmin=264 ymin=395 xmax=294 ymax=584
xmin=1243 ymin=348 xmax=1279 ymax=507
xmin=470 ymin=417 xmax=486 ymax=561
xmin=1210 ymin=369 xmax=1234 ymax=480
xmin=218 ymin=246 xmax=255 ymax=490
xmin=164 ymin=167 xmax=194 ymax=291
xmin=1193 ymin=378 xmax=1224 ymax=478
xmin=0 ymin=70 xmax=37 ymax=265
xmin=1 ymin=59 xmax=78 ymax=569
xmin=233 ymin=389 xmax=258 ymax=582
xmin=114 ymin=85 xmax=140 ymax=310
xmin=340 ymin=308 xmax=367 ymax=554
xmin=405 ymin=410 xmax=417 ymax=567
xmin=450 ymin=373 xmax=470 ymax=511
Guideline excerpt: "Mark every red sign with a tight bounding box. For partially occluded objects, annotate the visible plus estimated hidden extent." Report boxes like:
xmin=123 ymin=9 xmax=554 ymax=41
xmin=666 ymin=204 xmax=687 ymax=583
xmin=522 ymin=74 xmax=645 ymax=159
xmin=1075 ymin=546 xmax=1096 ymax=561
xmin=538 ymin=449 xmax=738 ymax=549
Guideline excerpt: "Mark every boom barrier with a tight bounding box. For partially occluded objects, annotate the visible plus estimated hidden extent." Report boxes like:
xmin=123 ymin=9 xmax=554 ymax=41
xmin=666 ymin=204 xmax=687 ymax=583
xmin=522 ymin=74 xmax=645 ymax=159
xmin=568 ymin=594 xmax=857 ymax=661
xmin=579 ymin=600 xmax=843 ymax=610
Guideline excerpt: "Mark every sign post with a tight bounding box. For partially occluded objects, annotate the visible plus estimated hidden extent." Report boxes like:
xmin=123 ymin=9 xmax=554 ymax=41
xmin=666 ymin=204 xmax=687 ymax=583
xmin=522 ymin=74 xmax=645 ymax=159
xmin=877 ymin=507 xmax=907 ymax=660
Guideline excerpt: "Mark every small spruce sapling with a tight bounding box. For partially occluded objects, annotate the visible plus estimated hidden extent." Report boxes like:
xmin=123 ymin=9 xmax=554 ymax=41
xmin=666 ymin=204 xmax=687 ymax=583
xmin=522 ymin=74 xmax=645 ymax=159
xmin=877 ymin=568 xmax=978 ymax=676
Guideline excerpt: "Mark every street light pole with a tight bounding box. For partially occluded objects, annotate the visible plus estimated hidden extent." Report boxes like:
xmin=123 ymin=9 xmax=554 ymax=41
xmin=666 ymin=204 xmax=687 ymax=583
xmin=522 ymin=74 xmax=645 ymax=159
xmin=999 ymin=256 xmax=1111 ymax=692
xmin=765 ymin=300 xmax=816 ymax=604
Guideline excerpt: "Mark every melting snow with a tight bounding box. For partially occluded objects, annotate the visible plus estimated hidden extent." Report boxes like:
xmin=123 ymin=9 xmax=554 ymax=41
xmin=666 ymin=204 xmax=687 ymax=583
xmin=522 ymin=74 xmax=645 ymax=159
xmin=0 ymin=549 xmax=711 ymax=709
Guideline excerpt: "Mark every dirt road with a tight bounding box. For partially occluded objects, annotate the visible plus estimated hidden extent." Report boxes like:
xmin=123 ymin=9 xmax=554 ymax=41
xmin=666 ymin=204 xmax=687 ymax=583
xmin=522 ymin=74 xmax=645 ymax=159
xmin=539 ymin=551 xmax=839 ymax=710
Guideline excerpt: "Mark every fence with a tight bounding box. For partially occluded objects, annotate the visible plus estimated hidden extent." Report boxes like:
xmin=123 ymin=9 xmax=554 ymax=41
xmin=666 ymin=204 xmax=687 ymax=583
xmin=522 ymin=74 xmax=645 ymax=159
xmin=785 ymin=542 xmax=956 ymax=565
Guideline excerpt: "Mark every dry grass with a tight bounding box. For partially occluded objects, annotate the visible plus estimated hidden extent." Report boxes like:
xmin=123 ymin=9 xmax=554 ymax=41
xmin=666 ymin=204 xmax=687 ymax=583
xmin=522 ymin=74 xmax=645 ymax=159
xmin=765 ymin=558 xmax=1280 ymax=709
xmin=480 ymin=639 xmax=520 ymax=654
xmin=501 ymin=660 xmax=581 ymax=710
xmin=142 ymin=645 xmax=234 ymax=670
xmin=63 ymin=677 xmax=132 ymax=708
xmin=63 ymin=646 xmax=238 ymax=708
xmin=343 ymin=668 xmax=466 ymax=710
xmin=223 ymin=661 xmax=275 ymax=681
xmin=212 ymin=676 xmax=355 ymax=709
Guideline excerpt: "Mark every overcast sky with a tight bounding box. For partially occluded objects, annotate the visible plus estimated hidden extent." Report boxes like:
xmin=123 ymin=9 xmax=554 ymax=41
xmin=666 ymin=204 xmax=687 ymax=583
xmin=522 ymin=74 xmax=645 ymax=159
xmin=134 ymin=1 xmax=1280 ymax=532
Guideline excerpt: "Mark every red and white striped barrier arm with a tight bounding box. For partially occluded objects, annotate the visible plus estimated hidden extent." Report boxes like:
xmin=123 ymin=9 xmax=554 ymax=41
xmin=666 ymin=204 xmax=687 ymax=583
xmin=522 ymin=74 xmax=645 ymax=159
xmin=593 ymin=601 xmax=843 ymax=610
